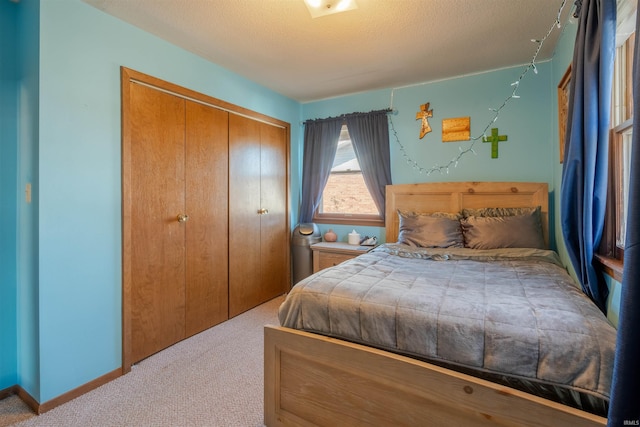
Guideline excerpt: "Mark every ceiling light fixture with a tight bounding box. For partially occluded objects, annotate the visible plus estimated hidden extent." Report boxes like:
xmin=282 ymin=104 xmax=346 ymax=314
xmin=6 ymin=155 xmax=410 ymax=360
xmin=304 ymin=0 xmax=358 ymax=18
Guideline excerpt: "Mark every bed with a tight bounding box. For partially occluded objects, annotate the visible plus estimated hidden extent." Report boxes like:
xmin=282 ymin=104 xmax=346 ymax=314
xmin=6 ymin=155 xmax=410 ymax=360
xmin=264 ymin=182 xmax=615 ymax=426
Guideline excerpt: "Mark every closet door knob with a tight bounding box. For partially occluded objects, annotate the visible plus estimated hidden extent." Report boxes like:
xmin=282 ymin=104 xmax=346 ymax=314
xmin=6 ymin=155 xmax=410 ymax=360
xmin=257 ymin=208 xmax=269 ymax=215
xmin=177 ymin=214 xmax=189 ymax=223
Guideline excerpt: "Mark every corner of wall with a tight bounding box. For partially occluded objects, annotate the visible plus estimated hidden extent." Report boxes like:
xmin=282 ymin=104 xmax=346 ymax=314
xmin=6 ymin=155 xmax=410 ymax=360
xmin=16 ymin=0 xmax=42 ymax=403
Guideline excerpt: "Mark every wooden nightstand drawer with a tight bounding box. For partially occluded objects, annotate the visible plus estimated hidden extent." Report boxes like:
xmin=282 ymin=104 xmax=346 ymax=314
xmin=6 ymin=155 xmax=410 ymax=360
xmin=317 ymin=252 xmax=354 ymax=270
xmin=311 ymin=242 xmax=375 ymax=273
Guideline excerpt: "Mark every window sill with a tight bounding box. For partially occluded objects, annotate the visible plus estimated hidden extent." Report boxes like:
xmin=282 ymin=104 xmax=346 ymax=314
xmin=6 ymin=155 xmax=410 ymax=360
xmin=594 ymin=254 xmax=623 ymax=282
xmin=313 ymin=214 xmax=384 ymax=228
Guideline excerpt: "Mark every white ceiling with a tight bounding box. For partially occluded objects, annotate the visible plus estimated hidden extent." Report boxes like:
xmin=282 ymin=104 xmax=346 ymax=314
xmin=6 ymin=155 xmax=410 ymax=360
xmin=82 ymin=0 xmax=573 ymax=103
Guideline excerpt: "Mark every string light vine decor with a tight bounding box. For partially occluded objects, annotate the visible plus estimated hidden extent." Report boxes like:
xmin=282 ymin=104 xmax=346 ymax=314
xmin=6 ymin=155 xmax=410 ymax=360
xmin=388 ymin=0 xmax=569 ymax=175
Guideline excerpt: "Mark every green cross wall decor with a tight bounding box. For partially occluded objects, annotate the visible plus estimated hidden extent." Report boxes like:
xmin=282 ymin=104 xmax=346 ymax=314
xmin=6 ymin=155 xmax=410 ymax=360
xmin=482 ymin=128 xmax=508 ymax=158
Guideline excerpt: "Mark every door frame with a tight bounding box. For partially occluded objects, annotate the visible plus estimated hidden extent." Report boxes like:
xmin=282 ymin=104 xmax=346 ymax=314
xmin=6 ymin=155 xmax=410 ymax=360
xmin=120 ymin=67 xmax=291 ymax=372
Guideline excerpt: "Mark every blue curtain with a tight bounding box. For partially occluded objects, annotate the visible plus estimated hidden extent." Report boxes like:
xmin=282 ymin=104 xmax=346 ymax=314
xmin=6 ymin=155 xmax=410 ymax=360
xmin=560 ymin=0 xmax=616 ymax=312
xmin=607 ymin=7 xmax=640 ymax=426
xmin=299 ymin=110 xmax=392 ymax=223
xmin=345 ymin=111 xmax=392 ymax=219
xmin=298 ymin=119 xmax=342 ymax=223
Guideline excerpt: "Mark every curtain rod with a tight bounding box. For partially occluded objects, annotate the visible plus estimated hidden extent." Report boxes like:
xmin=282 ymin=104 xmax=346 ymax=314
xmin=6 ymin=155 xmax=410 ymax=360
xmin=303 ymin=108 xmax=393 ymax=126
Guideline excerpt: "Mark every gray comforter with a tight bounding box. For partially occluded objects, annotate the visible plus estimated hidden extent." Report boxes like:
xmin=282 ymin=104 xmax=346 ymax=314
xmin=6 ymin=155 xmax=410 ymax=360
xmin=279 ymin=244 xmax=616 ymax=409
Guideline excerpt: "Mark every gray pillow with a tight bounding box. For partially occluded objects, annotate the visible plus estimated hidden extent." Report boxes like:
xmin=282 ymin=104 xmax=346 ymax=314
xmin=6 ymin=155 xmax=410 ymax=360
xmin=460 ymin=210 xmax=545 ymax=249
xmin=397 ymin=210 xmax=464 ymax=248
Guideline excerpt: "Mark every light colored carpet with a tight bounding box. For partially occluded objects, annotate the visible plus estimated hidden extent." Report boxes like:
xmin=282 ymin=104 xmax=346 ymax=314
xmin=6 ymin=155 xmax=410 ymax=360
xmin=0 ymin=396 xmax=33 ymax=427
xmin=1 ymin=296 xmax=284 ymax=427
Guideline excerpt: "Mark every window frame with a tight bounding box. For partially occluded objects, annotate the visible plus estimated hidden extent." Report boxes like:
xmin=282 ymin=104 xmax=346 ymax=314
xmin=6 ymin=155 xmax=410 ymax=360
xmin=312 ymin=124 xmax=385 ymax=227
xmin=596 ymin=31 xmax=635 ymax=282
xmin=313 ymin=211 xmax=384 ymax=227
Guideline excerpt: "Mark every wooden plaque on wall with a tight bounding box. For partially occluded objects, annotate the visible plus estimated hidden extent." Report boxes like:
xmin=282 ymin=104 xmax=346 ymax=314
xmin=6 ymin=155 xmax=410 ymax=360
xmin=442 ymin=117 xmax=470 ymax=142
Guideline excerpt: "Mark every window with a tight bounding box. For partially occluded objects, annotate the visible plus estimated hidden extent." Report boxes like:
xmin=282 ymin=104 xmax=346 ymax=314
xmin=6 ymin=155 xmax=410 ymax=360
xmin=599 ymin=29 xmax=635 ymax=278
xmin=313 ymin=125 xmax=383 ymax=226
xmin=613 ymin=124 xmax=633 ymax=250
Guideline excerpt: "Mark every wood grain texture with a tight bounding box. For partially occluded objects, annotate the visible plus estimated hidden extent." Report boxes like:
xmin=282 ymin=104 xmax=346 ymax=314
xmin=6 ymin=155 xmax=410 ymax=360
xmin=229 ymin=114 xmax=263 ymax=317
xmin=311 ymin=243 xmax=371 ymax=273
xmin=264 ymin=326 xmax=606 ymax=427
xmin=121 ymin=68 xmax=134 ymax=372
xmin=258 ymin=122 xmax=289 ymax=304
xmin=442 ymin=116 xmax=471 ymax=142
xmin=185 ymin=101 xmax=229 ymax=337
xmin=122 ymin=66 xmax=290 ymax=371
xmin=129 ymin=82 xmax=186 ymax=364
xmin=229 ymin=115 xmax=289 ymax=317
xmin=384 ymin=181 xmax=549 ymax=247
xmin=315 ymin=252 xmax=354 ymax=271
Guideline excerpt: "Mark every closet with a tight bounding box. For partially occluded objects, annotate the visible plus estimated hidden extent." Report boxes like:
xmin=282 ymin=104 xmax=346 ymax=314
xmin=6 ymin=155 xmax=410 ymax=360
xmin=229 ymin=115 xmax=289 ymax=317
xmin=121 ymin=68 xmax=290 ymax=370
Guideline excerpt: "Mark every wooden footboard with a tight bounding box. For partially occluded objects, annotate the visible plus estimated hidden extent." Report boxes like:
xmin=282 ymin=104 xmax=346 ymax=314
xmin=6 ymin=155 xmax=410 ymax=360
xmin=264 ymin=325 xmax=606 ymax=427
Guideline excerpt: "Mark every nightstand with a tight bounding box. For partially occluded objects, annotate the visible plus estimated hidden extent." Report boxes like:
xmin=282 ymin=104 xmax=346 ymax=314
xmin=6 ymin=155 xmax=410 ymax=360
xmin=311 ymin=242 xmax=375 ymax=273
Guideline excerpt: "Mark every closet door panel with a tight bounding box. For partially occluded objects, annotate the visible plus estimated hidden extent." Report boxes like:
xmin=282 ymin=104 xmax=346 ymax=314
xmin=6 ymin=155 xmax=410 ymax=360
xmin=129 ymin=83 xmax=186 ymax=363
xmin=185 ymin=101 xmax=229 ymax=336
xmin=228 ymin=114 xmax=262 ymax=317
xmin=122 ymin=67 xmax=290 ymax=371
xmin=259 ymin=122 xmax=289 ymax=300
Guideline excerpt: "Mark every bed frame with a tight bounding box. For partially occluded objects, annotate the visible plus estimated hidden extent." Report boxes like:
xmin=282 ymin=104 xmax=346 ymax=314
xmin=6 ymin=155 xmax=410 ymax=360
xmin=265 ymin=182 xmax=606 ymax=426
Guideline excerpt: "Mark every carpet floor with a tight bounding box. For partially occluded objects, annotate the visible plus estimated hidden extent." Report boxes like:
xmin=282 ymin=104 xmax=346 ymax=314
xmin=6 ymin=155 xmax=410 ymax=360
xmin=0 ymin=295 xmax=284 ymax=427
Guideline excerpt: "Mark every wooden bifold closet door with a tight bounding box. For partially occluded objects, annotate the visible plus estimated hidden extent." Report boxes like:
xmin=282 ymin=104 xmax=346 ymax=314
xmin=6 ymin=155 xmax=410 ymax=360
xmin=184 ymin=101 xmax=229 ymax=336
xmin=228 ymin=114 xmax=289 ymax=317
xmin=121 ymin=68 xmax=290 ymax=371
xmin=125 ymin=80 xmax=228 ymax=365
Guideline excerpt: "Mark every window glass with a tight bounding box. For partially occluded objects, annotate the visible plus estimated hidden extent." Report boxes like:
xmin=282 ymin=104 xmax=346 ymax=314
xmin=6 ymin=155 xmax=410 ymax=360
xmin=313 ymin=125 xmax=382 ymax=226
xmin=320 ymin=126 xmax=378 ymax=215
xmin=612 ymin=43 xmax=627 ymax=126
xmin=602 ymin=29 xmax=634 ymax=263
xmin=616 ymin=126 xmax=633 ymax=248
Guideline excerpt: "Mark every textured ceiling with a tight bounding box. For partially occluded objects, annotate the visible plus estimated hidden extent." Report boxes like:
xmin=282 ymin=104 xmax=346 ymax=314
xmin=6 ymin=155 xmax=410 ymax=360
xmin=83 ymin=0 xmax=573 ymax=103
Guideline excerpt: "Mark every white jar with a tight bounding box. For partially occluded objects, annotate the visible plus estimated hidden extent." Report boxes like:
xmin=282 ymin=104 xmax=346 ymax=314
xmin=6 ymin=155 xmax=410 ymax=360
xmin=348 ymin=230 xmax=360 ymax=245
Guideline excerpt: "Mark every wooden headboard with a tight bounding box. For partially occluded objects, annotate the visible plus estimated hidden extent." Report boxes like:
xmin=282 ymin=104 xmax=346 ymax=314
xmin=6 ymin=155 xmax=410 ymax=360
xmin=385 ymin=182 xmax=549 ymax=247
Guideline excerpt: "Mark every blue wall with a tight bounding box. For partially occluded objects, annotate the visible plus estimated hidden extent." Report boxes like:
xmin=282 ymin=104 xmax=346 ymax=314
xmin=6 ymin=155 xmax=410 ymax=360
xmin=5 ymin=0 xmax=612 ymax=405
xmin=301 ymin=63 xmax=555 ymax=245
xmin=6 ymin=0 xmax=301 ymax=403
xmin=551 ymin=19 xmax=578 ymax=283
xmin=16 ymin=0 xmax=41 ymax=401
xmin=0 ymin=0 xmax=19 ymax=391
